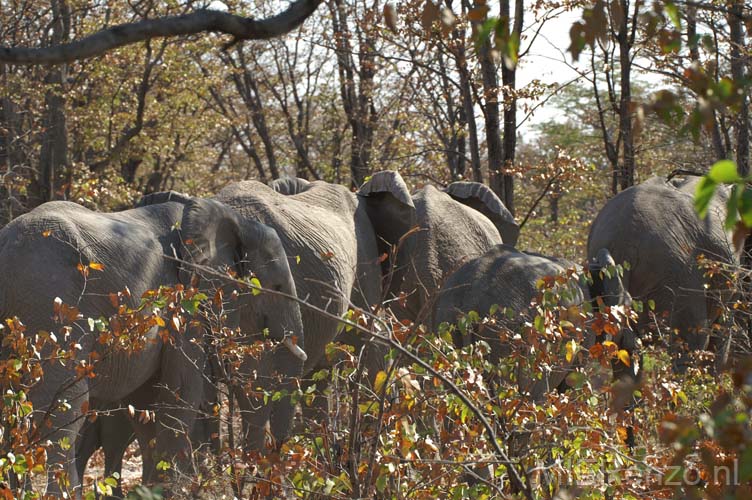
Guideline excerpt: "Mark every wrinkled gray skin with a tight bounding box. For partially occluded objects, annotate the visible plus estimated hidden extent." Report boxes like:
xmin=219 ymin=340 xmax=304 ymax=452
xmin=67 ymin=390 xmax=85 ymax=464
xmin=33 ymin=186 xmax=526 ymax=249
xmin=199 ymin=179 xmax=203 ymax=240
xmin=588 ymin=175 xmax=737 ymax=372
xmin=358 ymin=171 xmax=520 ymax=325
xmin=433 ymin=245 xmax=631 ymax=400
xmin=215 ymin=180 xmax=393 ymax=384
xmin=0 ymin=198 xmax=304 ymax=496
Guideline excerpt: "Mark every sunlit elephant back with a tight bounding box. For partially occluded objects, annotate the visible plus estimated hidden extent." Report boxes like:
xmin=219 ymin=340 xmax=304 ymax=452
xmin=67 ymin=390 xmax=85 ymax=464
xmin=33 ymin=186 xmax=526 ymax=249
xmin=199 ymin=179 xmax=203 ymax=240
xmin=588 ymin=175 xmax=738 ymax=372
xmin=358 ymin=171 xmax=519 ymax=325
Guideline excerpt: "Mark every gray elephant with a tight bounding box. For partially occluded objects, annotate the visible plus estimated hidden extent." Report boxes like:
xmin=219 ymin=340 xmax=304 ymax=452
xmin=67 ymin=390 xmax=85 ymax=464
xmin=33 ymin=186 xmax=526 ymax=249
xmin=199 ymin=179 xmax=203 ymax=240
xmin=588 ymin=175 xmax=738 ymax=372
xmin=432 ymin=245 xmax=632 ymax=400
xmin=140 ymin=179 xmax=413 ymax=426
xmin=357 ymin=171 xmax=519 ymax=324
xmin=214 ymin=179 xmax=415 ymax=386
xmin=0 ymin=197 xmax=305 ymax=495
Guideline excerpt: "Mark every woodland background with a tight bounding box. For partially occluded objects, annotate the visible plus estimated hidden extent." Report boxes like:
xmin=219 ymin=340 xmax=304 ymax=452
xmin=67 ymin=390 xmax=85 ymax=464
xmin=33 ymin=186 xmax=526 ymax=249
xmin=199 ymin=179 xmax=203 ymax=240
xmin=1 ymin=0 xmax=748 ymax=260
xmin=1 ymin=1 xmax=751 ymax=498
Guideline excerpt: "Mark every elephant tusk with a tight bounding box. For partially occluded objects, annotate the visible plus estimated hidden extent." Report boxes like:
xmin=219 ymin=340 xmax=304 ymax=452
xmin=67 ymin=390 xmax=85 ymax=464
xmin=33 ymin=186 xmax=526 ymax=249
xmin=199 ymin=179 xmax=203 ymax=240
xmin=283 ymin=337 xmax=307 ymax=362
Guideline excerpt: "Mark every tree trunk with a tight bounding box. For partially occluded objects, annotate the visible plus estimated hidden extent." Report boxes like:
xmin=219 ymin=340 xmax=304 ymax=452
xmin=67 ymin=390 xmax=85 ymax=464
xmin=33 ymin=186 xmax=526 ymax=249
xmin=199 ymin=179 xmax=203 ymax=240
xmin=498 ymin=0 xmax=523 ymax=216
xmin=35 ymin=0 xmax=71 ymax=205
xmin=454 ymin=42 xmax=482 ymax=182
xmin=616 ymin=0 xmax=635 ymax=190
xmin=234 ymin=48 xmax=280 ymax=180
xmin=479 ymin=35 xmax=505 ymax=206
xmin=729 ymin=0 xmax=749 ymax=175
xmin=687 ymin=5 xmax=727 ymax=161
xmin=330 ymin=0 xmax=377 ymax=187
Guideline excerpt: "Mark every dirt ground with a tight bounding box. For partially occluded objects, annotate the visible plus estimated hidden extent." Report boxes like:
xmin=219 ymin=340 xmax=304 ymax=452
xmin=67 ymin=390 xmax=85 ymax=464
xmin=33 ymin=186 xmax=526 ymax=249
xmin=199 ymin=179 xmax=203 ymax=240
xmin=82 ymin=441 xmax=143 ymax=496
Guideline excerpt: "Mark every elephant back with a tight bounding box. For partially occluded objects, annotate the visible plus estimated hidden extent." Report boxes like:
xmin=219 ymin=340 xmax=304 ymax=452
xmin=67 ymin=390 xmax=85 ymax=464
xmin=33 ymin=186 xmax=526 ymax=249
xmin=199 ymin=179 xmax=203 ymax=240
xmin=407 ymin=186 xmax=503 ymax=316
xmin=434 ymin=244 xmax=571 ymax=336
xmin=588 ymin=176 xmax=736 ymax=297
xmin=433 ymin=244 xmax=579 ymax=400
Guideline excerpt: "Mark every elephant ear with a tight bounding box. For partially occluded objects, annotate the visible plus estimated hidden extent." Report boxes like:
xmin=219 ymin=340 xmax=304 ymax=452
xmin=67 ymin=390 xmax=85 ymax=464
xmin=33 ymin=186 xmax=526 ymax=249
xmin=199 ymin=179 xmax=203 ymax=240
xmin=135 ymin=190 xmax=192 ymax=208
xmin=358 ymin=171 xmax=414 ymax=209
xmin=270 ymin=177 xmax=311 ymax=195
xmin=179 ymin=198 xmax=254 ymax=283
xmin=357 ymin=171 xmax=417 ymax=257
xmin=444 ymin=182 xmax=520 ymax=246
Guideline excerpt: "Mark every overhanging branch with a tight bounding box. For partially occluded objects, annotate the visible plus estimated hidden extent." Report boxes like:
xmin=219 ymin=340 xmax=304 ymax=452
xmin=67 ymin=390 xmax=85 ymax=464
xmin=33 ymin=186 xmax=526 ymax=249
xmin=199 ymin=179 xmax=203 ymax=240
xmin=0 ymin=0 xmax=323 ymax=64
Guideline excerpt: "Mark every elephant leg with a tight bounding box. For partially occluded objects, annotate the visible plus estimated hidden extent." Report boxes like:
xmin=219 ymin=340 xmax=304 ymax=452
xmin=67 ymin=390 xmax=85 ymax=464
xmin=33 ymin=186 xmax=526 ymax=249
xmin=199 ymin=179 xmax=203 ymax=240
xmin=34 ymin=365 xmax=89 ymax=498
xmin=131 ymin=417 xmax=157 ymax=485
xmin=75 ymin=417 xmax=101 ymax=491
xmin=195 ymin=363 xmax=221 ymax=457
xmin=235 ymin=386 xmax=271 ymax=452
xmin=154 ymin=331 xmax=206 ymax=480
xmin=708 ymin=317 xmax=733 ymax=374
xmin=300 ymin=367 xmax=330 ymax=427
xmin=670 ymin=284 xmax=711 ymax=373
xmin=101 ymin=411 xmax=135 ymax=499
xmin=268 ymin=347 xmax=304 ymax=447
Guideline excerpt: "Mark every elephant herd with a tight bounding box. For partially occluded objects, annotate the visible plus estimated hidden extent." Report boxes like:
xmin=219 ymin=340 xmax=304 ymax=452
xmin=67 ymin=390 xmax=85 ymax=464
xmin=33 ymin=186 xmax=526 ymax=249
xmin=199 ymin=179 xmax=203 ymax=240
xmin=0 ymin=170 xmax=738 ymax=496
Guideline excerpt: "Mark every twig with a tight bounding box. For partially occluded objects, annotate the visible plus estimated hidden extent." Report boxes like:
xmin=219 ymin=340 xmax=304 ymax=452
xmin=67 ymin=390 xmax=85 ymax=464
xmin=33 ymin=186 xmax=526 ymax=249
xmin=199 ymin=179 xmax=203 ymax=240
xmin=519 ymin=172 xmax=562 ymax=230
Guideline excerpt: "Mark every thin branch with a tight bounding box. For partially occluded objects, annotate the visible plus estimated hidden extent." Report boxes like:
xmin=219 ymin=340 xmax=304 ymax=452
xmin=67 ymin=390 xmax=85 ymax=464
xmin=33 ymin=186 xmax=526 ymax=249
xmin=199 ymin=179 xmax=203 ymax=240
xmin=518 ymin=172 xmax=562 ymax=230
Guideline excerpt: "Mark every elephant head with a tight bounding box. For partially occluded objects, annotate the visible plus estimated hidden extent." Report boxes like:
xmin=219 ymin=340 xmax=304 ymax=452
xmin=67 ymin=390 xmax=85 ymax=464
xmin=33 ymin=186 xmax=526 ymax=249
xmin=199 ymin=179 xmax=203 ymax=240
xmin=180 ymin=198 xmax=305 ymax=355
xmin=444 ymin=181 xmax=520 ymax=246
xmin=153 ymin=195 xmax=307 ymax=449
xmin=356 ymin=171 xmax=417 ymax=276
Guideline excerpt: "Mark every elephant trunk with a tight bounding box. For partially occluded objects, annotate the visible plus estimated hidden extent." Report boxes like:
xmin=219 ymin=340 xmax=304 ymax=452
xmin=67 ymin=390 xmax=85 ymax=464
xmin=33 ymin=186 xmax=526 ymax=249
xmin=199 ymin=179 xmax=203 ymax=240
xmin=589 ymin=248 xmax=638 ymax=381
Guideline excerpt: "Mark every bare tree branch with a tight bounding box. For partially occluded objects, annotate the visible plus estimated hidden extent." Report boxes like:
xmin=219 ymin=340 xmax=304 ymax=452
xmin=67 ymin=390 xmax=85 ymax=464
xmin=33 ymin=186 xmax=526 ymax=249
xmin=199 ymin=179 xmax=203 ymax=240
xmin=0 ymin=0 xmax=323 ymax=64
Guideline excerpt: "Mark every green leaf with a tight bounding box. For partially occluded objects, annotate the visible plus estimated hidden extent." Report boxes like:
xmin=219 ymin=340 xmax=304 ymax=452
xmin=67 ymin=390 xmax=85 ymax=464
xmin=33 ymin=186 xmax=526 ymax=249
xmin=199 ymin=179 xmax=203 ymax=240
xmin=502 ymin=32 xmax=520 ymax=69
xmin=59 ymin=436 xmax=71 ymax=451
xmin=249 ymin=277 xmax=262 ymax=296
xmin=664 ymin=2 xmax=681 ymax=29
xmin=376 ymin=472 xmax=387 ymax=493
xmin=534 ymin=315 xmax=545 ymax=334
xmin=739 ymin=187 xmax=752 ymax=228
xmin=156 ymin=460 xmax=171 ymax=471
xmin=725 ymin=184 xmax=741 ymax=230
xmin=694 ymin=176 xmax=718 ymax=219
xmin=180 ymin=298 xmax=200 ymax=315
xmin=476 ymin=17 xmax=499 ymax=49
xmin=707 ymin=159 xmax=740 ymax=183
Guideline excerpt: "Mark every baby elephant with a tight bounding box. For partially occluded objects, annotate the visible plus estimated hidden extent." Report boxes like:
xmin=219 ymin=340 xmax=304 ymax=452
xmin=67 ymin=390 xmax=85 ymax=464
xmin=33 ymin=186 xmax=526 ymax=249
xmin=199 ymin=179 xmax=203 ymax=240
xmin=432 ymin=244 xmax=632 ymax=400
